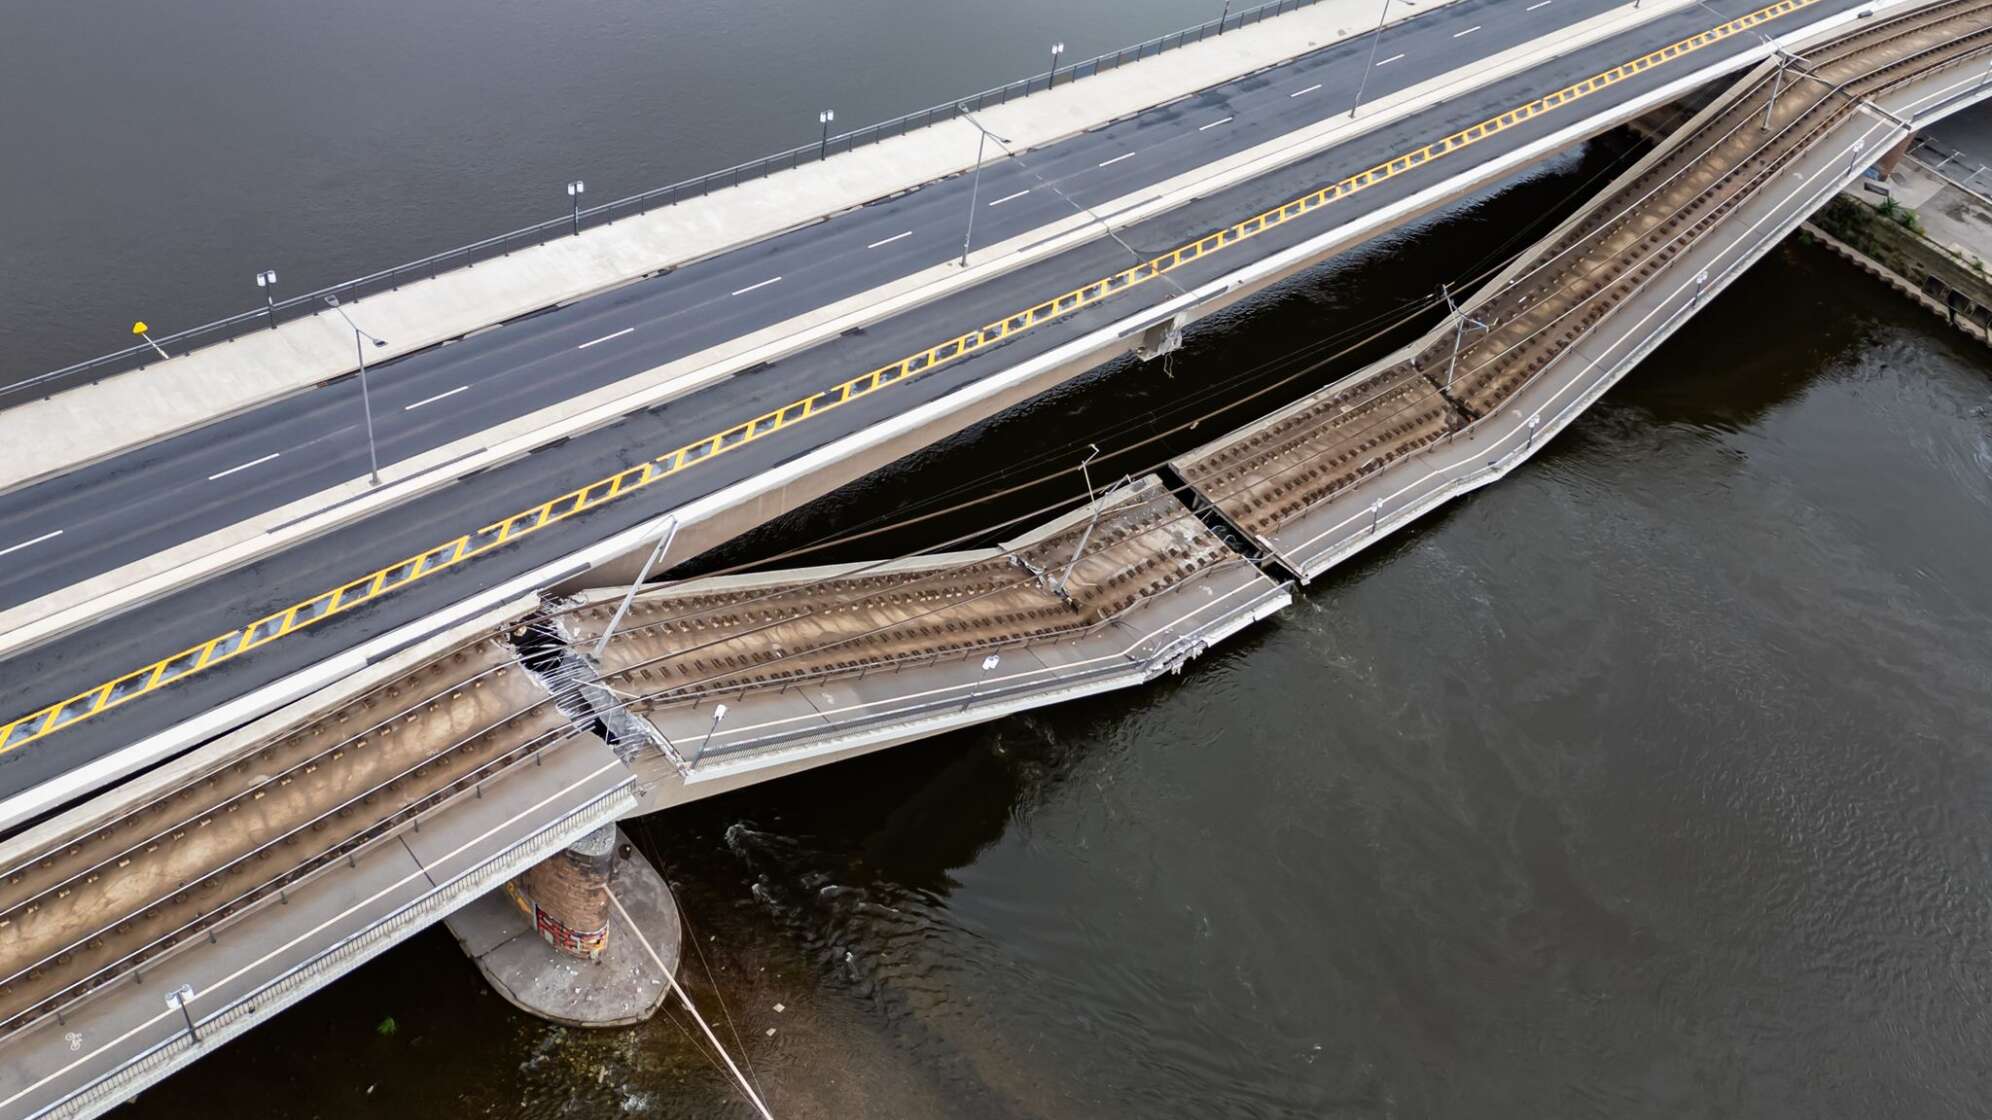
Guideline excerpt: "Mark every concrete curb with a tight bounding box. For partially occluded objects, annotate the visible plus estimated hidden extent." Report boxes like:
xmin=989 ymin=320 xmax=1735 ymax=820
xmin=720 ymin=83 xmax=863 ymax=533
xmin=0 ymin=0 xmax=1478 ymax=496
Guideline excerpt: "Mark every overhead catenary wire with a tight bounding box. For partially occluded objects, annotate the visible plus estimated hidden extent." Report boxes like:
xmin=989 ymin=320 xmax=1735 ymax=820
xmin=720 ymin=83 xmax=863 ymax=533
xmin=555 ymin=85 xmax=1788 ymax=650
xmin=560 ymin=59 xmax=1874 ymax=705
xmin=796 ymin=126 xmax=1663 ymax=550
xmin=606 ymin=886 xmax=777 ymax=1120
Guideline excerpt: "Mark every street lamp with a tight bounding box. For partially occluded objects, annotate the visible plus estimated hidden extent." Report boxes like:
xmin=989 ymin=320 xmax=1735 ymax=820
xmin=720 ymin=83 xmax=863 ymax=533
xmin=819 ymin=109 xmax=835 ymax=159
xmin=255 ymin=270 xmax=279 ymax=329
xmin=131 ymin=321 xmax=169 ymax=360
xmin=693 ymin=703 xmax=728 ymax=765
xmin=324 ymin=294 xmax=387 ymax=486
xmin=167 ymin=984 xmax=200 ymax=1043
xmin=1049 ymin=42 xmax=1065 ymax=88
xmin=957 ymin=105 xmax=1012 ymax=267
xmin=1350 ymin=0 xmax=1400 ymax=119
xmin=566 ymin=180 xmax=585 ymax=236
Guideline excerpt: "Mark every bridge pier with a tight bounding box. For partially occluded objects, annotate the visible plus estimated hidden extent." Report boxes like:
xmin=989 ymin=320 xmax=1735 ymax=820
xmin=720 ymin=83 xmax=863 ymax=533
xmin=1876 ymin=132 xmax=1916 ymax=178
xmin=444 ymin=826 xmax=682 ymax=1028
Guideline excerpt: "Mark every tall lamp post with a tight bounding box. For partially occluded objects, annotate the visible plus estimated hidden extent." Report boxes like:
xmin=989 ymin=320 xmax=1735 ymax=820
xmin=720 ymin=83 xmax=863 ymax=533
xmin=324 ymin=295 xmax=387 ymax=486
xmin=957 ymin=105 xmax=1012 ymax=267
xmin=167 ymin=985 xmax=200 ymax=1043
xmin=1049 ymin=42 xmax=1065 ymax=88
xmin=1349 ymin=0 xmax=1398 ymax=119
xmin=566 ymin=180 xmax=586 ymax=235
xmin=819 ymin=109 xmax=835 ymax=159
xmin=255 ymin=270 xmax=279 ymax=329
xmin=692 ymin=703 xmax=728 ymax=765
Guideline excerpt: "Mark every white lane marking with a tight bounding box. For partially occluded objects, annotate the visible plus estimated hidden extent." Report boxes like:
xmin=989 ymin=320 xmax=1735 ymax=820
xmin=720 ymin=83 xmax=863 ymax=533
xmin=1453 ymin=24 xmax=1481 ymax=36
xmin=1097 ymin=152 xmax=1138 ymax=167
xmin=576 ymin=326 xmax=635 ymax=349
xmin=1527 ymin=0 xmax=1553 ymax=9
xmin=1198 ymin=116 xmax=1233 ymax=131
xmin=988 ymin=189 xmax=1030 ymax=206
xmin=867 ymin=230 xmax=914 ymax=248
xmin=208 ymin=452 xmax=280 ymax=482
xmin=1376 ymin=52 xmax=1406 ymax=66
xmin=403 ymin=385 xmax=470 ymax=411
xmin=730 ymin=276 xmax=783 ymax=296
xmin=0 ymin=530 xmax=62 ymax=558
xmin=1289 ymin=83 xmax=1323 ymax=98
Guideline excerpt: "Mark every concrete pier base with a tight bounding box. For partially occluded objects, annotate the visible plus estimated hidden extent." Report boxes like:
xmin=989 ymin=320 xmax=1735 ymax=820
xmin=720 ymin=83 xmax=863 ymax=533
xmin=444 ymin=827 xmax=682 ymax=1028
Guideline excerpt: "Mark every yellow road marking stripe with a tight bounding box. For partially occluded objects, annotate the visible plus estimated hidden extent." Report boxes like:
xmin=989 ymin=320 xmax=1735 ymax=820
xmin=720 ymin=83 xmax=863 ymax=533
xmin=0 ymin=0 xmax=1813 ymax=758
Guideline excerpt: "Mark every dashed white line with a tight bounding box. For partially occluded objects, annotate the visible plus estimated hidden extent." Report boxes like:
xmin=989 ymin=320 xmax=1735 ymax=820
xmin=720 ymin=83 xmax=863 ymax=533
xmin=208 ymin=452 xmax=280 ymax=482
xmin=576 ymin=326 xmax=635 ymax=349
xmin=1289 ymin=83 xmax=1323 ymax=98
xmin=988 ymin=189 xmax=1030 ymax=206
xmin=1376 ymin=52 xmax=1406 ymax=66
xmin=1097 ymin=152 xmax=1138 ymax=167
xmin=1526 ymin=0 xmax=1553 ymax=9
xmin=1198 ymin=116 xmax=1233 ymax=131
xmin=1453 ymin=24 xmax=1481 ymax=37
xmin=730 ymin=276 xmax=783 ymax=296
xmin=404 ymin=385 xmax=470 ymax=411
xmin=867 ymin=230 xmax=914 ymax=248
xmin=0 ymin=530 xmax=62 ymax=558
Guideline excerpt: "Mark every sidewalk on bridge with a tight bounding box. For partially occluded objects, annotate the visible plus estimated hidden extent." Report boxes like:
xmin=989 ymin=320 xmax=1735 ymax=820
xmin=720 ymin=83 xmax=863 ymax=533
xmin=0 ymin=0 xmax=1712 ymax=666
xmin=0 ymin=734 xmax=634 ymax=1120
xmin=4 ymin=0 xmax=1488 ymax=496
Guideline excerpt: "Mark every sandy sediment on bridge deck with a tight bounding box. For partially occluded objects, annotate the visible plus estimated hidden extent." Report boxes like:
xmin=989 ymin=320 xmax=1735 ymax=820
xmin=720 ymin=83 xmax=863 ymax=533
xmin=563 ymin=474 xmax=1244 ymax=703
xmin=0 ymin=601 xmax=563 ymax=1031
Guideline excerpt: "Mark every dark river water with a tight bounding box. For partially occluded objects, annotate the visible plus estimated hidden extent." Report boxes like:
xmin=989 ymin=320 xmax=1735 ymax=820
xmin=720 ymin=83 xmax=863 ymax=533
xmin=11 ymin=2 xmax=1992 ymax=1117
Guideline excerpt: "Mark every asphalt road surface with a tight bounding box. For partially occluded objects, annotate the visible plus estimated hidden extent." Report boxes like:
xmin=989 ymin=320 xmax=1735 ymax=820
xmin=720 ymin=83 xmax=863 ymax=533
xmin=0 ymin=0 xmax=1628 ymax=609
xmin=0 ymin=0 xmax=1863 ymax=802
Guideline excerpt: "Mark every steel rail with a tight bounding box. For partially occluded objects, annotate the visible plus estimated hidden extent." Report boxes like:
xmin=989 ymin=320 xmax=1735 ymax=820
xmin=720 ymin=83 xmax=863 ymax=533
xmin=0 ymin=712 xmax=590 ymax=1038
xmin=595 ymin=503 xmax=1236 ymax=702
xmin=0 ymin=646 xmax=535 ymax=927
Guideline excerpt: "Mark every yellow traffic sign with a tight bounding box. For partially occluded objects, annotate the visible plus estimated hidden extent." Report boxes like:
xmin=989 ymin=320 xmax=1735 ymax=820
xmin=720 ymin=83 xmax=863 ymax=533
xmin=131 ymin=321 xmax=149 ymax=335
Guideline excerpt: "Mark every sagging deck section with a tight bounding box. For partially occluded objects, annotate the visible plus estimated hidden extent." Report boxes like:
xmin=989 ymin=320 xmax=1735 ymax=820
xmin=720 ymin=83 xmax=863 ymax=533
xmin=1175 ymin=0 xmax=1992 ymax=580
xmin=0 ymin=626 xmax=581 ymax=1039
xmin=558 ymin=475 xmax=1289 ymax=790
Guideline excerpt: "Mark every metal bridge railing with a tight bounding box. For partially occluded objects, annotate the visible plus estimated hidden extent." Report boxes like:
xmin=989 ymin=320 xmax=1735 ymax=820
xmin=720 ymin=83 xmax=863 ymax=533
xmin=5 ymin=0 xmax=1324 ymax=403
xmin=31 ymin=781 xmax=633 ymax=1120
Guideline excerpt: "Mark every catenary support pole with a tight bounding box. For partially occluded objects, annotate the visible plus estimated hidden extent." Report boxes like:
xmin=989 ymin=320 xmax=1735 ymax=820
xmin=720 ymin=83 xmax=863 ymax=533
xmin=594 ymin=518 xmax=678 ymax=661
